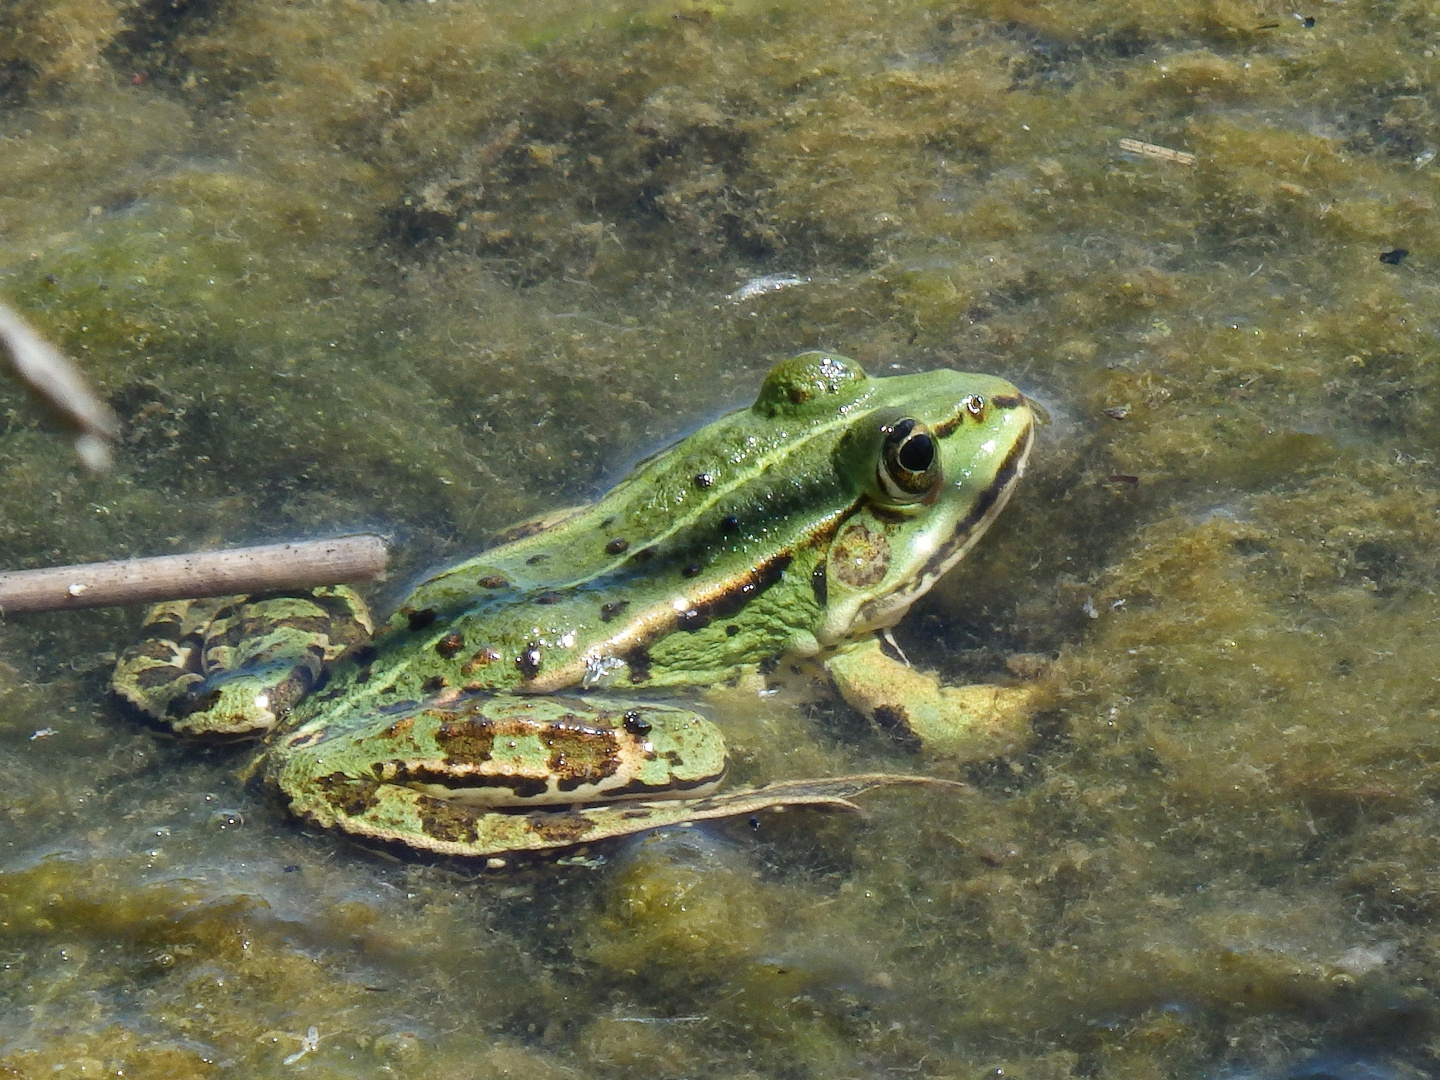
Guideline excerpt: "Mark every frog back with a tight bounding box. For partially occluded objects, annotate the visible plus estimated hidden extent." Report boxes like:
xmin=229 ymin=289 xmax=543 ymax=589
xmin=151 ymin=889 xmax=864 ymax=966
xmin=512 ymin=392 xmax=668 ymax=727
xmin=309 ymin=352 xmax=1031 ymax=717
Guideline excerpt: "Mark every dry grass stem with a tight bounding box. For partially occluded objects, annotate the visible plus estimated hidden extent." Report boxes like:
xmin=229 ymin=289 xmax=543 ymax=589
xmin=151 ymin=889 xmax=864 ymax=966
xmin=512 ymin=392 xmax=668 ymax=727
xmin=1118 ymin=138 xmax=1198 ymax=166
xmin=0 ymin=299 xmax=121 ymax=472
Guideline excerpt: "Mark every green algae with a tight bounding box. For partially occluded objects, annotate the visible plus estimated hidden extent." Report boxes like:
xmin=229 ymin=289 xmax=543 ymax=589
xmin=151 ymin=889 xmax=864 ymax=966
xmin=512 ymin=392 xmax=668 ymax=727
xmin=6 ymin=0 xmax=1440 ymax=1077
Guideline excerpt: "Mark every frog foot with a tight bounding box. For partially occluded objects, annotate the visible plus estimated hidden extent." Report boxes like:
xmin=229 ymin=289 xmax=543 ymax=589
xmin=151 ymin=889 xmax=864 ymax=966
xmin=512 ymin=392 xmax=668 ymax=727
xmin=111 ymin=587 xmax=373 ymax=737
xmin=825 ymin=637 xmax=1039 ymax=758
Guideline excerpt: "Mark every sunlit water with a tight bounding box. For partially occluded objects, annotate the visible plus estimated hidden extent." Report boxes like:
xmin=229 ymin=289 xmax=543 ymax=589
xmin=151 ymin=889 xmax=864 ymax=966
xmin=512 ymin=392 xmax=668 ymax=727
xmin=3 ymin=1 xmax=1440 ymax=1076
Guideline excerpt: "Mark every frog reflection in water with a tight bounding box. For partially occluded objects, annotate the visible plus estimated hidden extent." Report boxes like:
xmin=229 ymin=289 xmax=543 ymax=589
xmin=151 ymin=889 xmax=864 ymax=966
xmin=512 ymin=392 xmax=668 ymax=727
xmin=113 ymin=353 xmax=1036 ymax=860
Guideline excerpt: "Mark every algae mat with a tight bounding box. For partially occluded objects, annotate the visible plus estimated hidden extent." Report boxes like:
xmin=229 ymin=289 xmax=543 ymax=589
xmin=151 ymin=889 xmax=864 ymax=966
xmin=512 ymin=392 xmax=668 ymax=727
xmin=3 ymin=0 xmax=1440 ymax=1077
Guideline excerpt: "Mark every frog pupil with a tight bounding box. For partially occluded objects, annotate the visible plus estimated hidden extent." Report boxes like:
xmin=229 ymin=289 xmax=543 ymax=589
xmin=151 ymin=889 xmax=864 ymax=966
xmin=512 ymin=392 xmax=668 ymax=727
xmin=897 ymin=432 xmax=934 ymax=472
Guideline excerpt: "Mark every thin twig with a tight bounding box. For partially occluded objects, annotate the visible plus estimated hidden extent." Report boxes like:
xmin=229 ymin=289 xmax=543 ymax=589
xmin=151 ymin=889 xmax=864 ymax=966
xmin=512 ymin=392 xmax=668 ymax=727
xmin=1118 ymin=138 xmax=1197 ymax=166
xmin=0 ymin=299 xmax=121 ymax=472
xmin=0 ymin=535 xmax=390 ymax=614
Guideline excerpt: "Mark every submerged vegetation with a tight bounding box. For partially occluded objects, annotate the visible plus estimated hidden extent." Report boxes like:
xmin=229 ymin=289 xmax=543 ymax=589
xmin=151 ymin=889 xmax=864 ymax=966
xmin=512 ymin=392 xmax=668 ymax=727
xmin=4 ymin=0 xmax=1440 ymax=1076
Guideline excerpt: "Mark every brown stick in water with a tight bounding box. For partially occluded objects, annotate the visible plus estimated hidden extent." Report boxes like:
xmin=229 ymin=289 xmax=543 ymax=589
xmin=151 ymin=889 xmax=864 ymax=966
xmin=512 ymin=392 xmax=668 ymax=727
xmin=0 ymin=534 xmax=390 ymax=614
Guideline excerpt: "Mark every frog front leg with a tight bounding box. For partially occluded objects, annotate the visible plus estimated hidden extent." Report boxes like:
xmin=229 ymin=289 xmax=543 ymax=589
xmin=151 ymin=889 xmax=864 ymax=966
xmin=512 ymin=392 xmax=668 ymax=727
xmin=825 ymin=637 xmax=1038 ymax=759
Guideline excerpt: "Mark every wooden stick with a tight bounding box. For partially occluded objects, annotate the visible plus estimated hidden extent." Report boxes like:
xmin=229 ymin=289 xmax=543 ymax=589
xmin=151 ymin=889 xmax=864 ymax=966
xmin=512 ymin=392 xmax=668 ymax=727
xmin=1118 ymin=138 xmax=1197 ymax=166
xmin=0 ymin=535 xmax=390 ymax=614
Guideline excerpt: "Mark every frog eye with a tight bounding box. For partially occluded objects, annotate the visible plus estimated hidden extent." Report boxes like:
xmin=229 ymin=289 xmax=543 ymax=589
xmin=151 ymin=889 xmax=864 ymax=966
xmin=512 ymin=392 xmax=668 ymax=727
xmin=878 ymin=418 xmax=941 ymax=502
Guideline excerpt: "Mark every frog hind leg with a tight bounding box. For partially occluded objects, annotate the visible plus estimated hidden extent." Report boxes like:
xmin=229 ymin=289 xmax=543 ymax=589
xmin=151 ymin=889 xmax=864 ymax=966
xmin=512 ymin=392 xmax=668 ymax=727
xmin=111 ymin=586 xmax=373 ymax=737
xmin=269 ymin=691 xmax=960 ymax=860
xmin=825 ymin=636 xmax=1039 ymax=759
xmin=282 ymin=771 xmax=955 ymax=862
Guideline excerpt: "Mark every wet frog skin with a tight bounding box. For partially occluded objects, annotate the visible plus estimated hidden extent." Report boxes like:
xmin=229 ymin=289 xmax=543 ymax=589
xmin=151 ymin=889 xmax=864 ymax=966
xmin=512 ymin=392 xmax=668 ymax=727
xmin=113 ymin=352 xmax=1034 ymax=860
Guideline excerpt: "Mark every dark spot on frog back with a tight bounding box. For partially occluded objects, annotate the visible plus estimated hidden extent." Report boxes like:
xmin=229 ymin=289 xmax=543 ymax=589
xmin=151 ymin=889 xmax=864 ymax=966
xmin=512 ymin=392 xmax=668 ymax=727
xmin=624 ymin=647 xmax=652 ymax=683
xmin=494 ymin=517 xmax=556 ymax=544
xmin=461 ymin=647 xmax=503 ymax=675
xmin=516 ymin=643 xmax=543 ymax=679
xmin=384 ymin=716 xmax=416 ymax=739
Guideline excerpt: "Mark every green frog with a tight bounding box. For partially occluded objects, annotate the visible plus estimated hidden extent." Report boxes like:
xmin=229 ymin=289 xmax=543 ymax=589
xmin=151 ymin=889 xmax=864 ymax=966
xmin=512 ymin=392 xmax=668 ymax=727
xmin=113 ymin=352 xmax=1035 ymax=862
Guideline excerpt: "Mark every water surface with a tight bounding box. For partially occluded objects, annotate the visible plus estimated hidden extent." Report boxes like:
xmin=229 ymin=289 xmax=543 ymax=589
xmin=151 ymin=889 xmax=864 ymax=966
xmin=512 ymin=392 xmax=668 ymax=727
xmin=3 ymin=1 xmax=1439 ymax=1076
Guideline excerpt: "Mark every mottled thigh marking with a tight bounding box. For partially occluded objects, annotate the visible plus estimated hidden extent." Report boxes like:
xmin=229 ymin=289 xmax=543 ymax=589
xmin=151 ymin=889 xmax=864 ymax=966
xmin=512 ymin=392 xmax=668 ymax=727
xmin=112 ymin=586 xmax=373 ymax=737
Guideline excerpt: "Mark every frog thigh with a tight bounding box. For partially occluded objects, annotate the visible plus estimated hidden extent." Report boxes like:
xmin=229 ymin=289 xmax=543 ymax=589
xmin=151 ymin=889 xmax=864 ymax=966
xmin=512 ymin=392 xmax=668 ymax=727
xmin=112 ymin=586 xmax=373 ymax=737
xmin=825 ymin=638 xmax=1037 ymax=759
xmin=271 ymin=694 xmax=731 ymax=857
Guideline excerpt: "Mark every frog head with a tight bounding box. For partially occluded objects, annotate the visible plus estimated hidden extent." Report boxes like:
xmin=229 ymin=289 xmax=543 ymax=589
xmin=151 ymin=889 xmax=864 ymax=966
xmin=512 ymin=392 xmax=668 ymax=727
xmin=809 ymin=357 xmax=1035 ymax=647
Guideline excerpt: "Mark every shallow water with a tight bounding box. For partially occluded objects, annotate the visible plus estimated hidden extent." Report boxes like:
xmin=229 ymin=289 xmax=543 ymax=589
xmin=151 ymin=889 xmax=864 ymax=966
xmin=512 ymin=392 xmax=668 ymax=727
xmin=4 ymin=0 xmax=1440 ymax=1076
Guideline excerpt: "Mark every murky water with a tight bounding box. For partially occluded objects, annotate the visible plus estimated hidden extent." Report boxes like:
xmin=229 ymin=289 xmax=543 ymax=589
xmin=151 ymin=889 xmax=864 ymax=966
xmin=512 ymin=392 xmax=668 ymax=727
xmin=4 ymin=1 xmax=1440 ymax=1076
